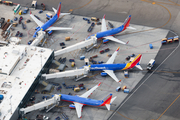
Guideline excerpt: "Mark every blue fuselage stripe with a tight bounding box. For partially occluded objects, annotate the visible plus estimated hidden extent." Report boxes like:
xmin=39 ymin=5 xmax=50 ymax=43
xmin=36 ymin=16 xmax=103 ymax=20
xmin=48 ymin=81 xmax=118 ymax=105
xmin=87 ymin=25 xmax=124 ymax=40
xmin=89 ymin=64 xmax=126 ymax=71
xmin=61 ymin=94 xmax=103 ymax=106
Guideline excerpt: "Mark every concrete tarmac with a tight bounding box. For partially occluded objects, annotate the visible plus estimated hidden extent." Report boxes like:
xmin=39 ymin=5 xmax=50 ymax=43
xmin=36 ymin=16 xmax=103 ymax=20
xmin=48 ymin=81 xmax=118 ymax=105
xmin=3 ymin=0 xmax=180 ymax=119
xmin=109 ymin=31 xmax=180 ymax=120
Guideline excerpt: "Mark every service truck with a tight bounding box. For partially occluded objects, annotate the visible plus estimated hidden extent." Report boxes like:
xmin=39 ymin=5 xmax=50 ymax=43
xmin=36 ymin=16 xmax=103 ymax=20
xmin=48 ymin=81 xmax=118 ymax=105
xmin=147 ymin=59 xmax=155 ymax=70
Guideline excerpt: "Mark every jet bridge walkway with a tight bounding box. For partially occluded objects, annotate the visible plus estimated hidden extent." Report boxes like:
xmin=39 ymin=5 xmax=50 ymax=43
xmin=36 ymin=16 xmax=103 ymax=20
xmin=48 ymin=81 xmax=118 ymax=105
xmin=42 ymin=66 xmax=90 ymax=80
xmin=54 ymin=36 xmax=97 ymax=56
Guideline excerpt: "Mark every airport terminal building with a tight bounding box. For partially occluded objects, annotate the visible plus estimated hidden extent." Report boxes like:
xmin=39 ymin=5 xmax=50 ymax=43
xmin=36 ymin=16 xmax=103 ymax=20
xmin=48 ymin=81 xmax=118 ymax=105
xmin=0 ymin=44 xmax=54 ymax=120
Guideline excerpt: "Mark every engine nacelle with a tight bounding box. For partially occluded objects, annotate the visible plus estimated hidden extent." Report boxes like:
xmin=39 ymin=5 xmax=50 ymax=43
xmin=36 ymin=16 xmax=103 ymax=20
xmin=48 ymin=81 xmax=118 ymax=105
xmin=103 ymin=39 xmax=109 ymax=44
xmin=48 ymin=30 xmax=53 ymax=35
xmin=101 ymin=72 xmax=107 ymax=76
xmin=35 ymin=26 xmax=40 ymax=30
xmin=69 ymin=104 xmax=75 ymax=109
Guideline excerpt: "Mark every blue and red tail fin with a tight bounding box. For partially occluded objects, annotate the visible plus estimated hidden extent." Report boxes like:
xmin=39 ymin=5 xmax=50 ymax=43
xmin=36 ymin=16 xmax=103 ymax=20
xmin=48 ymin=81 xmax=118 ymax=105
xmin=56 ymin=2 xmax=61 ymax=18
xmin=100 ymin=94 xmax=117 ymax=110
xmin=129 ymin=54 xmax=143 ymax=70
xmin=101 ymin=94 xmax=112 ymax=106
xmin=122 ymin=15 xmax=131 ymax=31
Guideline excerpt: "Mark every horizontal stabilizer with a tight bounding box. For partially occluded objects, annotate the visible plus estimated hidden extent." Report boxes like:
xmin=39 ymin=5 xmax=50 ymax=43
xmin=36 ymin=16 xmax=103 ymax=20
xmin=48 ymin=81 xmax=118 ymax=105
xmin=110 ymin=96 xmax=117 ymax=104
xmin=135 ymin=64 xmax=143 ymax=70
xmin=105 ymin=104 xmax=110 ymax=111
xmin=127 ymin=26 xmax=136 ymax=30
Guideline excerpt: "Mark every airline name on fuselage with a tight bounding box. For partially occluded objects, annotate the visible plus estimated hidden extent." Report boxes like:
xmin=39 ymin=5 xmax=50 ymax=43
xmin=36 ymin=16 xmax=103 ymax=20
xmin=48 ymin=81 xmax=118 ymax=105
xmin=90 ymin=67 xmax=106 ymax=69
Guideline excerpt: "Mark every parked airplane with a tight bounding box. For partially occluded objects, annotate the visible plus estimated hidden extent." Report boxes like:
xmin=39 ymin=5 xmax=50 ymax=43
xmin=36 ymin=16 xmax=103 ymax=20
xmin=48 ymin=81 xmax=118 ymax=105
xmin=20 ymin=82 xmax=116 ymax=119
xmin=88 ymin=47 xmax=143 ymax=84
xmin=87 ymin=15 xmax=135 ymax=44
xmin=30 ymin=2 xmax=72 ymax=38
xmin=59 ymin=82 xmax=117 ymax=118
xmin=42 ymin=47 xmax=143 ymax=83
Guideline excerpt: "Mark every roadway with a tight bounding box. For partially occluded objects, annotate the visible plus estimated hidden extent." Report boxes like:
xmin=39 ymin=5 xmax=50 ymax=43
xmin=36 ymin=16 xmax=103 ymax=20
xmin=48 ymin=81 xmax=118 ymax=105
xmin=109 ymin=31 xmax=180 ymax=120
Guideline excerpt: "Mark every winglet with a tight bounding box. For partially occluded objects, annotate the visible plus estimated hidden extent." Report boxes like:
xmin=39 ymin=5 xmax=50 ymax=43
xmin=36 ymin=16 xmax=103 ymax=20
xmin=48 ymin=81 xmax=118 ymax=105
xmin=98 ymin=82 xmax=101 ymax=86
xmin=103 ymin=14 xmax=106 ymax=19
xmin=116 ymin=47 xmax=120 ymax=51
xmin=30 ymin=10 xmax=32 ymax=14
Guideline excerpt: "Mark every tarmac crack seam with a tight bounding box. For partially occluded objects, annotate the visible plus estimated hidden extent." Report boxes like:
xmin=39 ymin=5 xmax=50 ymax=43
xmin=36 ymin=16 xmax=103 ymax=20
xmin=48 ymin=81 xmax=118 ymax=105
xmin=108 ymin=33 xmax=180 ymax=120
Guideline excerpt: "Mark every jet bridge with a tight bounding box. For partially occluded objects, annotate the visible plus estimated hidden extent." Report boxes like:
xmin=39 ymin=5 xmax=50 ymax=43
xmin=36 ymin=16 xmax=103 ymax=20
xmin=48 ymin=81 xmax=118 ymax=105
xmin=20 ymin=94 xmax=61 ymax=115
xmin=54 ymin=36 xmax=97 ymax=56
xmin=30 ymin=31 xmax=46 ymax=46
xmin=42 ymin=66 xmax=90 ymax=80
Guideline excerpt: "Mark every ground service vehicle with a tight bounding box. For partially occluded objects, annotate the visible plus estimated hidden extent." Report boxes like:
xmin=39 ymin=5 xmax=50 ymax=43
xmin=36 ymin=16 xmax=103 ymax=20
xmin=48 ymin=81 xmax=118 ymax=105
xmin=147 ymin=59 xmax=155 ymax=70
xmin=91 ymin=17 xmax=99 ymax=21
xmin=32 ymin=1 xmax=37 ymax=9
xmin=14 ymin=4 xmax=21 ymax=14
xmin=23 ymin=7 xmax=29 ymax=14
xmin=124 ymin=71 xmax=129 ymax=78
xmin=0 ymin=17 xmax=5 ymax=28
xmin=108 ymin=21 xmax=114 ymax=28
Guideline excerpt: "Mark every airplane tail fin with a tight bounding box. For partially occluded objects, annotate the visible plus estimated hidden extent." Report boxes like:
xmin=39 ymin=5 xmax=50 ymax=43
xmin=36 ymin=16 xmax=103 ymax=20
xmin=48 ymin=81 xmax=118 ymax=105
xmin=56 ymin=2 xmax=61 ymax=18
xmin=129 ymin=54 xmax=143 ymax=70
xmin=101 ymin=94 xmax=117 ymax=110
xmin=122 ymin=15 xmax=132 ymax=31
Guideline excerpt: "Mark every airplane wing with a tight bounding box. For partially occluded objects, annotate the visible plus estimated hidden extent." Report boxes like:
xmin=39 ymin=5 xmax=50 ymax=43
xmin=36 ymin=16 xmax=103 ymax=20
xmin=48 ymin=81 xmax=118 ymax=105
xmin=103 ymin=70 xmax=121 ymax=83
xmin=52 ymin=7 xmax=70 ymax=16
xmin=30 ymin=14 xmax=44 ymax=27
xmin=106 ymin=47 xmax=120 ymax=64
xmin=74 ymin=102 xmax=83 ymax=118
xmin=103 ymin=36 xmax=126 ymax=44
xmin=101 ymin=15 xmax=107 ymax=32
xmin=46 ymin=27 xmax=72 ymax=31
xmin=80 ymin=82 xmax=101 ymax=98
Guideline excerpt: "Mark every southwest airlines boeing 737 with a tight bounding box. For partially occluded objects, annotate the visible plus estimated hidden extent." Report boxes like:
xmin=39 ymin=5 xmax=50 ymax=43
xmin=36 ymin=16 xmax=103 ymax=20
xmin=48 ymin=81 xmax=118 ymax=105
xmin=87 ymin=15 xmax=135 ymax=44
xmin=55 ymin=82 xmax=116 ymax=118
xmin=30 ymin=2 xmax=72 ymax=38
xmin=88 ymin=47 xmax=142 ymax=84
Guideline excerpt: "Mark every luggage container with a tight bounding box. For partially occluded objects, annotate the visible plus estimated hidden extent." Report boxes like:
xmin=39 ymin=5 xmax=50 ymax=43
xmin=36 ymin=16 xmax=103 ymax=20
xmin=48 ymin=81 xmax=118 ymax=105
xmin=74 ymin=87 xmax=80 ymax=92
xmin=80 ymin=55 xmax=85 ymax=60
xmin=122 ymin=86 xmax=127 ymax=91
xmin=116 ymin=86 xmax=121 ymax=92
xmin=65 ymin=37 xmax=70 ymax=41
xmin=167 ymin=37 xmax=173 ymax=43
xmin=71 ymin=62 xmax=75 ymax=67
xmin=149 ymin=44 xmax=153 ymax=49
xmin=124 ymin=89 xmax=130 ymax=93
xmin=173 ymin=36 xmax=179 ymax=42
xmin=161 ymin=38 xmax=167 ymax=44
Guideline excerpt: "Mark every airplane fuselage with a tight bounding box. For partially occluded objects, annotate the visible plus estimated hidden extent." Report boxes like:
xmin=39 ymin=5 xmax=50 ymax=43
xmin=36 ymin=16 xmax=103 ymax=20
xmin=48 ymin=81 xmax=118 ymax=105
xmin=60 ymin=94 xmax=103 ymax=106
xmin=33 ymin=14 xmax=58 ymax=38
xmin=87 ymin=25 xmax=124 ymax=40
xmin=89 ymin=63 xmax=128 ymax=71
